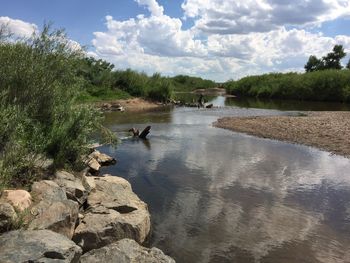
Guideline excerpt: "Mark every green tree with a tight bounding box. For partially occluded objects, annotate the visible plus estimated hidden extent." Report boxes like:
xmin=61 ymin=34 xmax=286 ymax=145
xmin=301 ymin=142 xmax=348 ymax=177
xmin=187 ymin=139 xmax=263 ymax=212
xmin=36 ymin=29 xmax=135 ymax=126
xmin=322 ymin=44 xmax=346 ymax=70
xmin=305 ymin=55 xmax=323 ymax=72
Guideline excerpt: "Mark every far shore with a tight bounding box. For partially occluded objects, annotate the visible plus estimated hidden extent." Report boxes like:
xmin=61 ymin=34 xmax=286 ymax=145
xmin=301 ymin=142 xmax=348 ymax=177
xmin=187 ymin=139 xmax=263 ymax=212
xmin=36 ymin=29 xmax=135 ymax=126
xmin=95 ymin=98 xmax=168 ymax=112
xmin=214 ymin=111 xmax=350 ymax=158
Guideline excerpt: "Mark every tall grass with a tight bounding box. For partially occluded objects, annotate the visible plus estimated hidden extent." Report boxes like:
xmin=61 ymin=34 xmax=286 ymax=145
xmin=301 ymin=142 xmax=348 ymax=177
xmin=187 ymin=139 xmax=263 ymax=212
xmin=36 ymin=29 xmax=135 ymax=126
xmin=225 ymin=70 xmax=350 ymax=102
xmin=0 ymin=25 xmax=106 ymax=189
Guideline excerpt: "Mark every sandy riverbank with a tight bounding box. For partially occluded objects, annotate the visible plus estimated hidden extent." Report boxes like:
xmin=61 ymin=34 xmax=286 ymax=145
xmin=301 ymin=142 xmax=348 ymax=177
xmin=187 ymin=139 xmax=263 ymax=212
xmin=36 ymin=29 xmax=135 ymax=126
xmin=95 ymin=98 xmax=167 ymax=112
xmin=214 ymin=111 xmax=350 ymax=157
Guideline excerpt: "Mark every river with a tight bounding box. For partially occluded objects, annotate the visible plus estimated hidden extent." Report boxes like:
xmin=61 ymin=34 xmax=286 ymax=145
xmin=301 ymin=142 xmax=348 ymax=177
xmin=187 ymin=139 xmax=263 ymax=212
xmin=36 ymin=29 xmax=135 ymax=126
xmin=99 ymin=96 xmax=350 ymax=263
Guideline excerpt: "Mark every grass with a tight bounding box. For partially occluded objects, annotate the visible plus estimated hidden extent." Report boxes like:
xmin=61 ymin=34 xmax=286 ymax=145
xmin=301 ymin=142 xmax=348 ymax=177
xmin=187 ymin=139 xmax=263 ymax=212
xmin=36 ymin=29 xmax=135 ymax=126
xmin=77 ymin=87 xmax=132 ymax=103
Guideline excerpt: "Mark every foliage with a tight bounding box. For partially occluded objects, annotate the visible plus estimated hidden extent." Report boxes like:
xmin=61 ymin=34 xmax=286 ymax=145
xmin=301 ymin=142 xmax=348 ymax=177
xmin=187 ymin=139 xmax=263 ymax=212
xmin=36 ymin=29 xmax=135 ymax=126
xmin=225 ymin=70 xmax=350 ymax=103
xmin=305 ymin=45 xmax=347 ymax=72
xmin=75 ymin=57 xmax=216 ymax=103
xmin=0 ymin=25 xmax=105 ymax=189
xmin=304 ymin=55 xmax=322 ymax=72
xmin=170 ymin=75 xmax=217 ymax=92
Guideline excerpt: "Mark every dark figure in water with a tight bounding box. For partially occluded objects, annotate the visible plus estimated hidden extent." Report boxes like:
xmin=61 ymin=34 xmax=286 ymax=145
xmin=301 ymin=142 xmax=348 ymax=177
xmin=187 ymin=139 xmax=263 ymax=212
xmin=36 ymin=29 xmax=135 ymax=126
xmin=198 ymin=94 xmax=204 ymax=108
xmin=129 ymin=126 xmax=151 ymax=139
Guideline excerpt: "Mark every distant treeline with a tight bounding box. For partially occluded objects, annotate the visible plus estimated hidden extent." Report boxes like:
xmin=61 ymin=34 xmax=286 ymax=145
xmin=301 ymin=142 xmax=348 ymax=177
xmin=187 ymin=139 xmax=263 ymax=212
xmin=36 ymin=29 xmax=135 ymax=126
xmin=225 ymin=45 xmax=350 ymax=103
xmin=77 ymin=58 xmax=217 ymax=103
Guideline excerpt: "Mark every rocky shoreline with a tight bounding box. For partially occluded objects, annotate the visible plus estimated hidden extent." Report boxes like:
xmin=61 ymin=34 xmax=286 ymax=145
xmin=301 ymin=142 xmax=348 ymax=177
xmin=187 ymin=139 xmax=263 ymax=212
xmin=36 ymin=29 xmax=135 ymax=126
xmin=0 ymin=149 xmax=175 ymax=262
xmin=214 ymin=111 xmax=350 ymax=158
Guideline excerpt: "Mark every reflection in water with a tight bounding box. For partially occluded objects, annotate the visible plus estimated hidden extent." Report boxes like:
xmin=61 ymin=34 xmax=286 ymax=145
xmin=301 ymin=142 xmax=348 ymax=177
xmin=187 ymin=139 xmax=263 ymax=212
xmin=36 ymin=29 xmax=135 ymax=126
xmin=101 ymin=100 xmax=350 ymax=263
xmin=224 ymin=97 xmax=350 ymax=111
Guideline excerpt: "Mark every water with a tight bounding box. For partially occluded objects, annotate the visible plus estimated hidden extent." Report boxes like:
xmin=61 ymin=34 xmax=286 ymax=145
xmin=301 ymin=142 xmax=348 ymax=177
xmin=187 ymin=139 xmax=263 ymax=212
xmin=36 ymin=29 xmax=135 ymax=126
xmin=100 ymin=97 xmax=350 ymax=262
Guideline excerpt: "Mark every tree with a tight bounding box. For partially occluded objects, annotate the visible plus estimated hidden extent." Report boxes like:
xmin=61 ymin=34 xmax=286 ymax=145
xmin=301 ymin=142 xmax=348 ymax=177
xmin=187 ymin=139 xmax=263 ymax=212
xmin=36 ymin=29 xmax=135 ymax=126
xmin=305 ymin=55 xmax=323 ymax=72
xmin=346 ymin=59 xmax=350 ymax=70
xmin=322 ymin=44 xmax=346 ymax=70
xmin=305 ymin=45 xmax=347 ymax=72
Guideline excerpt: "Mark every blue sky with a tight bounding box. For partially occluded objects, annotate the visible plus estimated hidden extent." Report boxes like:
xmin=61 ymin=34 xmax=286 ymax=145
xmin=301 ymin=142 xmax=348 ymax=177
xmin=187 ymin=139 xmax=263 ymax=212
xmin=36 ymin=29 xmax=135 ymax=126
xmin=1 ymin=0 xmax=350 ymax=81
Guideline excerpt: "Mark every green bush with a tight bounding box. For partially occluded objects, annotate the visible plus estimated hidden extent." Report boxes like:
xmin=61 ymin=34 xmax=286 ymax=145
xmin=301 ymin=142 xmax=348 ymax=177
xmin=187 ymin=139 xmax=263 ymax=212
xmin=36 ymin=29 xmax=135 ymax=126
xmin=170 ymin=75 xmax=217 ymax=92
xmin=0 ymin=25 xmax=106 ymax=189
xmin=225 ymin=70 xmax=350 ymax=103
xmin=146 ymin=74 xmax=173 ymax=102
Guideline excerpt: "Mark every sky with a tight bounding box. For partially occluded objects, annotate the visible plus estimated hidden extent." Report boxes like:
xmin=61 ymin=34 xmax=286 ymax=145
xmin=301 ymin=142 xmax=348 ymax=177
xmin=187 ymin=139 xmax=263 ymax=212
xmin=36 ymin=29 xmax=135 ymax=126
xmin=1 ymin=0 xmax=350 ymax=81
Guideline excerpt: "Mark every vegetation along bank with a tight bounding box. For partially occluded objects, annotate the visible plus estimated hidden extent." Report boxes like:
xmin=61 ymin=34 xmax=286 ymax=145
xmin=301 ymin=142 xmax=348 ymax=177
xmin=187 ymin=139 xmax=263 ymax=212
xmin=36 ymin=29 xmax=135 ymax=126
xmin=224 ymin=45 xmax=350 ymax=103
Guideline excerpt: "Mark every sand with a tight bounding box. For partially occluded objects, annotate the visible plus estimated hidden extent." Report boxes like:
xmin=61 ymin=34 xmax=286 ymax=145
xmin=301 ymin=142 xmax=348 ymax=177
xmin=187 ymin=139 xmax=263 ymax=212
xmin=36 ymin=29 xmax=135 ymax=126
xmin=96 ymin=98 xmax=166 ymax=112
xmin=214 ymin=111 xmax=350 ymax=157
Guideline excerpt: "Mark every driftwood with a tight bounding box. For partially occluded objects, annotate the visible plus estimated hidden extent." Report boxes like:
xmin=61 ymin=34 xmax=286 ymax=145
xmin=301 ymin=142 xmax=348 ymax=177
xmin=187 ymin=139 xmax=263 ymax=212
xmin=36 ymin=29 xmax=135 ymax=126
xmin=129 ymin=126 xmax=151 ymax=139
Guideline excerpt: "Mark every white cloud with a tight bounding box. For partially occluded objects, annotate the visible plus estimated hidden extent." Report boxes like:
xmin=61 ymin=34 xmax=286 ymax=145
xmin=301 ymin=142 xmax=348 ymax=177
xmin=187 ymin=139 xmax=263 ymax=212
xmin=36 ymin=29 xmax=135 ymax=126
xmin=135 ymin=0 xmax=164 ymax=16
xmin=0 ymin=16 xmax=37 ymax=38
xmin=182 ymin=0 xmax=350 ymax=34
xmin=92 ymin=1 xmax=350 ymax=81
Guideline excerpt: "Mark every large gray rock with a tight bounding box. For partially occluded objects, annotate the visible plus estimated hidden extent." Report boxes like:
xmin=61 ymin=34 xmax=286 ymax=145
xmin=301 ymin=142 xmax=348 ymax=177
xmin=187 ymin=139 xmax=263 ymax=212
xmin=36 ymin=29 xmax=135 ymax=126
xmin=0 ymin=203 xmax=17 ymax=233
xmin=29 ymin=180 xmax=79 ymax=239
xmin=0 ymin=230 xmax=82 ymax=263
xmin=54 ymin=171 xmax=89 ymax=205
xmin=80 ymin=239 xmax=175 ymax=263
xmin=73 ymin=176 xmax=151 ymax=252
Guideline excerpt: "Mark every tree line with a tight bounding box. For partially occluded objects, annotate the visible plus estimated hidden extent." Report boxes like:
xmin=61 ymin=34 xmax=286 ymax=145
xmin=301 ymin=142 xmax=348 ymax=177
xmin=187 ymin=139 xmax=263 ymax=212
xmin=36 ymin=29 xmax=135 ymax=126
xmin=305 ymin=45 xmax=349 ymax=72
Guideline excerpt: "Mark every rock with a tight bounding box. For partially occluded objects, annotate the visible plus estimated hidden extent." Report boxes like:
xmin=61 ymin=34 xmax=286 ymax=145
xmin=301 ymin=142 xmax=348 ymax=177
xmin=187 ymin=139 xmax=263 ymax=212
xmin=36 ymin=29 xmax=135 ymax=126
xmin=1 ymin=189 xmax=32 ymax=211
xmin=29 ymin=180 xmax=79 ymax=239
xmin=31 ymin=180 xmax=67 ymax=202
xmin=33 ymin=154 xmax=54 ymax=170
xmin=80 ymin=239 xmax=175 ymax=263
xmin=86 ymin=158 xmax=101 ymax=173
xmin=89 ymin=150 xmax=116 ymax=166
xmin=111 ymin=104 xmax=125 ymax=112
xmin=83 ymin=176 xmax=96 ymax=191
xmin=73 ymin=176 xmax=151 ymax=252
xmin=0 ymin=203 xmax=17 ymax=233
xmin=54 ymin=170 xmax=89 ymax=205
xmin=0 ymin=229 xmax=82 ymax=263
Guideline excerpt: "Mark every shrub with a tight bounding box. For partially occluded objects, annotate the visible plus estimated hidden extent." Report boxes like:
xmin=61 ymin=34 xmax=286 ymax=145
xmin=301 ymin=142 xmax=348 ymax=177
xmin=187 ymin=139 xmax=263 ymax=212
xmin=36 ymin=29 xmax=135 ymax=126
xmin=0 ymin=25 xmax=106 ymax=189
xmin=225 ymin=70 xmax=350 ymax=103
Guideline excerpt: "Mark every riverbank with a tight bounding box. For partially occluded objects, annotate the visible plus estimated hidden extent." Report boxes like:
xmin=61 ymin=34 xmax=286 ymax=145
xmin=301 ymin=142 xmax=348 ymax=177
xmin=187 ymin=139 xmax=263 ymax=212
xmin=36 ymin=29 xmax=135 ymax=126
xmin=95 ymin=98 xmax=168 ymax=112
xmin=0 ymin=148 xmax=175 ymax=262
xmin=214 ymin=111 xmax=350 ymax=157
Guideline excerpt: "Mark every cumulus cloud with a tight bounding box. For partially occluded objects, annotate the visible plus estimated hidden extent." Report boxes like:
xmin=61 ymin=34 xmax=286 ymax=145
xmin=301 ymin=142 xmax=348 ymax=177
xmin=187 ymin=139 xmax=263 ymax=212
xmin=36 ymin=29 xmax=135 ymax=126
xmin=91 ymin=0 xmax=350 ymax=81
xmin=3 ymin=1 xmax=350 ymax=81
xmin=0 ymin=16 xmax=37 ymax=38
xmin=136 ymin=0 xmax=164 ymax=16
xmin=182 ymin=0 xmax=350 ymax=34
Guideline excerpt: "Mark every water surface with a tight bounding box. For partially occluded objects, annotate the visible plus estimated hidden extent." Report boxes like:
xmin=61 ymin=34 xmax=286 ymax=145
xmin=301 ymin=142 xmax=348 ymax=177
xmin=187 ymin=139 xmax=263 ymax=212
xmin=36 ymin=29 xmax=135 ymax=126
xmin=100 ymin=97 xmax=350 ymax=262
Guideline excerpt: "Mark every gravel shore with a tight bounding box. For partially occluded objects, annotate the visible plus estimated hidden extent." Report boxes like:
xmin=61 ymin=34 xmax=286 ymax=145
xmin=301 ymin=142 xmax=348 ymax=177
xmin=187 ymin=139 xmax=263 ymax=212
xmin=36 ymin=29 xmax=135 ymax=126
xmin=214 ymin=111 xmax=350 ymax=157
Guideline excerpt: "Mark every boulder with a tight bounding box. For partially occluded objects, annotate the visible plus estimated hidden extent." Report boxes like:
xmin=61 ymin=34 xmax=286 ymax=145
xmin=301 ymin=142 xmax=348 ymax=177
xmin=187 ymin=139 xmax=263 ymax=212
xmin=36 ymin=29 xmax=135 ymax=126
xmin=80 ymin=239 xmax=175 ymax=263
xmin=29 ymin=180 xmax=79 ymax=239
xmin=54 ymin=170 xmax=89 ymax=205
xmin=86 ymin=158 xmax=101 ymax=173
xmin=1 ymin=189 xmax=32 ymax=211
xmin=0 ymin=229 xmax=82 ymax=263
xmin=73 ymin=176 xmax=151 ymax=252
xmin=0 ymin=203 xmax=17 ymax=233
xmin=89 ymin=150 xmax=116 ymax=166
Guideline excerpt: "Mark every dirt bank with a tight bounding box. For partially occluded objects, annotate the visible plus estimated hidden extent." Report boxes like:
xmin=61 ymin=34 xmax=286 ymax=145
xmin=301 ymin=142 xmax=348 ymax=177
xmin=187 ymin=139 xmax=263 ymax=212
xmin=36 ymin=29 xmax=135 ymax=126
xmin=95 ymin=98 xmax=166 ymax=112
xmin=214 ymin=111 xmax=350 ymax=157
